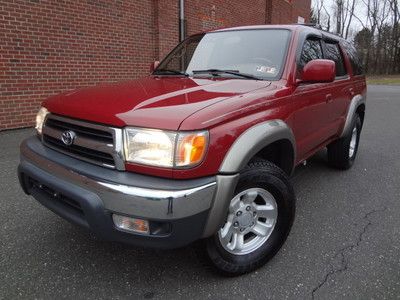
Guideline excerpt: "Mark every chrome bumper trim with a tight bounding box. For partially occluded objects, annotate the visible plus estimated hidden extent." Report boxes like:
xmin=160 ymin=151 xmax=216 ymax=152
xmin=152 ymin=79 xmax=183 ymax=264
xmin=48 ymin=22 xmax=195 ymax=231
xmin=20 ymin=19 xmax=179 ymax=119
xmin=20 ymin=138 xmax=217 ymax=220
xmin=97 ymin=181 xmax=216 ymax=200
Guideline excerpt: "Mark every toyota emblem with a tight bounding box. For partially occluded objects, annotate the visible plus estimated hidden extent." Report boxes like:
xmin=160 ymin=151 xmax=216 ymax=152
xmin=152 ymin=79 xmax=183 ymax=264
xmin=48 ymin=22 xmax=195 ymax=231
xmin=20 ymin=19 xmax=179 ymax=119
xmin=61 ymin=130 xmax=76 ymax=146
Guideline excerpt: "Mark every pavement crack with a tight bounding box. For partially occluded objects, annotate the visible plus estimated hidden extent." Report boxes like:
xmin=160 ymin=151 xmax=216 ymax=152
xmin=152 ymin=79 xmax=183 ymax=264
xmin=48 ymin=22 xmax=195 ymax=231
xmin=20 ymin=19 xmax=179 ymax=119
xmin=311 ymin=207 xmax=387 ymax=300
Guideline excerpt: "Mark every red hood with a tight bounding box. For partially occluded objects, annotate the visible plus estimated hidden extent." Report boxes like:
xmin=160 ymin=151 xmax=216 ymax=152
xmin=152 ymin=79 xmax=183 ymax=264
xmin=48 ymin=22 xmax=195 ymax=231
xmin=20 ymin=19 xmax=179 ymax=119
xmin=43 ymin=77 xmax=270 ymax=130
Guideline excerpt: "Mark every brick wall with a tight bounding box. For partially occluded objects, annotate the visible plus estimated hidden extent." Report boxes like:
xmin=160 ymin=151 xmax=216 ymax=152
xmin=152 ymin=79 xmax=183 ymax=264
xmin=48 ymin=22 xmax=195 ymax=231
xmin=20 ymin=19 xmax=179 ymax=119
xmin=155 ymin=0 xmax=179 ymax=59
xmin=0 ymin=0 xmax=310 ymax=130
xmin=271 ymin=0 xmax=311 ymax=24
xmin=185 ymin=0 xmax=268 ymax=36
xmin=0 ymin=0 xmax=158 ymax=130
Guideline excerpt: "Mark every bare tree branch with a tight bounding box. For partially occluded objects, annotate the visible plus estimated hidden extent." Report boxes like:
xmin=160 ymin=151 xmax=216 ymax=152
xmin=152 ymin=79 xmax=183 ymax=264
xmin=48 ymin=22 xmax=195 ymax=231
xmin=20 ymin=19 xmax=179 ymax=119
xmin=312 ymin=0 xmax=400 ymax=74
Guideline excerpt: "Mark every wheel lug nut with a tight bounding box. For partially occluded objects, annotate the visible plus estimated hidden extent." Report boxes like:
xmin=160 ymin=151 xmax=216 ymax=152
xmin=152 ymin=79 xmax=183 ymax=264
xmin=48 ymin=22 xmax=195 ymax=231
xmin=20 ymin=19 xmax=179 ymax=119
xmin=246 ymin=206 xmax=251 ymax=211
xmin=236 ymin=211 xmax=242 ymax=216
xmin=233 ymin=222 xmax=239 ymax=227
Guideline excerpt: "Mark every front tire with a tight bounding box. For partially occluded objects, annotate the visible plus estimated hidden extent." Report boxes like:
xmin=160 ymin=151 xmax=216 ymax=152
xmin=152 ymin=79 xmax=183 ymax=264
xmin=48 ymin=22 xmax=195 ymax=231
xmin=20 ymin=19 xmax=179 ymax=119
xmin=327 ymin=114 xmax=362 ymax=170
xmin=205 ymin=160 xmax=296 ymax=276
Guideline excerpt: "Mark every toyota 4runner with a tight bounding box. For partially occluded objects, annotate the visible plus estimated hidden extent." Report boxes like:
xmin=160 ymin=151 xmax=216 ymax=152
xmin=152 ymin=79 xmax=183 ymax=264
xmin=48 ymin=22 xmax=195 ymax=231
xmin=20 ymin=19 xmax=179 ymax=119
xmin=18 ymin=24 xmax=366 ymax=275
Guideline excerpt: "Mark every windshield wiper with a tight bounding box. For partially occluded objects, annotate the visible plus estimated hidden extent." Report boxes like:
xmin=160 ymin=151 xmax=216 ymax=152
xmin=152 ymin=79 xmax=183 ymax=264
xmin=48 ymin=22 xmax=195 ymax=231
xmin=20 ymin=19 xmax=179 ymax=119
xmin=192 ymin=69 xmax=263 ymax=80
xmin=153 ymin=69 xmax=189 ymax=76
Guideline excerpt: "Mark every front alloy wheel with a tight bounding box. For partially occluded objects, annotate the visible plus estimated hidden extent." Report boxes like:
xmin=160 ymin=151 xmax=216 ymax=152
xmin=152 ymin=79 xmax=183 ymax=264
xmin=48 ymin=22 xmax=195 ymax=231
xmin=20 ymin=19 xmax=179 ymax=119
xmin=205 ymin=159 xmax=296 ymax=276
xmin=218 ymin=188 xmax=278 ymax=255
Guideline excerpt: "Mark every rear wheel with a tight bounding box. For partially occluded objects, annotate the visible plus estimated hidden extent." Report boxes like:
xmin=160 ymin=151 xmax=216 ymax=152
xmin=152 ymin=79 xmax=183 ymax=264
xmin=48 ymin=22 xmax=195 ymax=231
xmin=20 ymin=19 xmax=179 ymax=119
xmin=205 ymin=159 xmax=295 ymax=276
xmin=327 ymin=114 xmax=362 ymax=170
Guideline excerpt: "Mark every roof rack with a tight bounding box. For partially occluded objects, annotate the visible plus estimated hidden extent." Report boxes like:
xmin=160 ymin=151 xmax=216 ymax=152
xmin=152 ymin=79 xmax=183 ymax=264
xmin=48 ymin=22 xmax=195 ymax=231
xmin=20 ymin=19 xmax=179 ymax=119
xmin=296 ymin=23 xmax=323 ymax=30
xmin=295 ymin=23 xmax=344 ymax=38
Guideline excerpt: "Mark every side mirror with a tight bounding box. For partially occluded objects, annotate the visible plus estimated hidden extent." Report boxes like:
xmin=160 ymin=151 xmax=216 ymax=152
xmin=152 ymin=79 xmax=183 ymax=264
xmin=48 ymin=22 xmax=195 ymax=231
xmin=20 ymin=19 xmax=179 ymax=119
xmin=301 ymin=59 xmax=336 ymax=84
xmin=150 ymin=61 xmax=160 ymax=73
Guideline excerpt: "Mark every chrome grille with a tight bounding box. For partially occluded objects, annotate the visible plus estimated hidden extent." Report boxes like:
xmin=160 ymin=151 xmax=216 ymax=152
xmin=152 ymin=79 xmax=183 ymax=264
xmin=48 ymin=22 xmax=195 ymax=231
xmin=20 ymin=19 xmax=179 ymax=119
xmin=42 ymin=114 xmax=125 ymax=170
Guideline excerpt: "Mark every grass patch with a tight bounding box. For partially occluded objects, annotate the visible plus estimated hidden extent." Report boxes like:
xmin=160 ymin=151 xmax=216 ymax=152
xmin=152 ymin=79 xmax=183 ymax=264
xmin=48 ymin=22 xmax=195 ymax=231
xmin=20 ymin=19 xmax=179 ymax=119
xmin=367 ymin=75 xmax=400 ymax=85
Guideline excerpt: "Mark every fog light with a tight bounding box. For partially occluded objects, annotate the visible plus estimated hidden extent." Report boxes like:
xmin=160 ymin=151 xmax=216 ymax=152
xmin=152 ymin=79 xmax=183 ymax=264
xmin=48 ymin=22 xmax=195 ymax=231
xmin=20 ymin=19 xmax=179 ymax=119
xmin=112 ymin=214 xmax=150 ymax=234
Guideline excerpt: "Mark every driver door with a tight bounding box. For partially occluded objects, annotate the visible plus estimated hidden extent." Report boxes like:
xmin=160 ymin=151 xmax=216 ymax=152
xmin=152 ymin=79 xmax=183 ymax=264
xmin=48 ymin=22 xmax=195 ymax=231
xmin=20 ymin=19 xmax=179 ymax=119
xmin=292 ymin=37 xmax=335 ymax=160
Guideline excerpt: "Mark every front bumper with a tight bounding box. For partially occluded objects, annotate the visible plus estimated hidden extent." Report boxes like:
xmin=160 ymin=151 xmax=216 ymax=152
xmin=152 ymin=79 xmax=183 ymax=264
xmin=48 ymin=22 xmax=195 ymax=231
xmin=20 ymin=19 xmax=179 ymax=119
xmin=18 ymin=137 xmax=238 ymax=249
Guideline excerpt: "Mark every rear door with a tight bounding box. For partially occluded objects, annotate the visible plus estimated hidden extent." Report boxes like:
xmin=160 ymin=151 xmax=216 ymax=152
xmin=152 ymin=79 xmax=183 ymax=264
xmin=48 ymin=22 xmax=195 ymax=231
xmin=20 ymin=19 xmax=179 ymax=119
xmin=341 ymin=40 xmax=367 ymax=102
xmin=321 ymin=40 xmax=352 ymax=134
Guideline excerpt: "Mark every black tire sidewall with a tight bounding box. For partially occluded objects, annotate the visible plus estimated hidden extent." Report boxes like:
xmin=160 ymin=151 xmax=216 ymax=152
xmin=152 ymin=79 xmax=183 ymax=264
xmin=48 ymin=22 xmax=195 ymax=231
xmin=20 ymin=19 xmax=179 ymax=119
xmin=206 ymin=163 xmax=295 ymax=272
xmin=349 ymin=115 xmax=362 ymax=162
xmin=327 ymin=114 xmax=363 ymax=170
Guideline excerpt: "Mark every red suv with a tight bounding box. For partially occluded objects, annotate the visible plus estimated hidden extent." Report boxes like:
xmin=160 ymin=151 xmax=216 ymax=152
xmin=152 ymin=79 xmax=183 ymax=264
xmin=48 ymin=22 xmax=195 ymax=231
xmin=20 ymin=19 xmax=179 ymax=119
xmin=18 ymin=24 xmax=366 ymax=275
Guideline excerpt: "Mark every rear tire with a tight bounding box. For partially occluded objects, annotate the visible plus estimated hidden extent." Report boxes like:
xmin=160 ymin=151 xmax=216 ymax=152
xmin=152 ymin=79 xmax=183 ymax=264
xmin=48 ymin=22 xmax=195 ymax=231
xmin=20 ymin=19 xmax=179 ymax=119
xmin=205 ymin=159 xmax=295 ymax=276
xmin=327 ymin=114 xmax=362 ymax=170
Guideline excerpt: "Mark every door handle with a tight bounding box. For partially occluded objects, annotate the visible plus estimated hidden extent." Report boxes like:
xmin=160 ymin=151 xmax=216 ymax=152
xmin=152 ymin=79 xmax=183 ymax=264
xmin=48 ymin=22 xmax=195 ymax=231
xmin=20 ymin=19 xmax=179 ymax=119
xmin=326 ymin=94 xmax=333 ymax=103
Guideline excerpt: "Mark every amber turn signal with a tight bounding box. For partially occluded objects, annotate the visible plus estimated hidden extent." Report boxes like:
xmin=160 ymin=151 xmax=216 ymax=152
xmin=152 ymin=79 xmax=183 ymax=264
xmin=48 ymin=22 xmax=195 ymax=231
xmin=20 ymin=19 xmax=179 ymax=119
xmin=175 ymin=131 xmax=208 ymax=167
xmin=112 ymin=214 xmax=150 ymax=234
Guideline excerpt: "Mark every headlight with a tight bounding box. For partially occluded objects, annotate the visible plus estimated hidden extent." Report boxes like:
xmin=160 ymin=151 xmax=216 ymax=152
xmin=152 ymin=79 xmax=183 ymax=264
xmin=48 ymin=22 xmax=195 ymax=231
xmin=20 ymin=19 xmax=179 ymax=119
xmin=124 ymin=127 xmax=208 ymax=168
xmin=124 ymin=128 xmax=176 ymax=168
xmin=35 ymin=107 xmax=49 ymax=135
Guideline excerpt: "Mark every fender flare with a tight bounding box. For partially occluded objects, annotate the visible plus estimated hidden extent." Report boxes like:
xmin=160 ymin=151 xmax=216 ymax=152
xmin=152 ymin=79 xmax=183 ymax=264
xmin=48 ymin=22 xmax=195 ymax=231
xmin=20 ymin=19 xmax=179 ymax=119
xmin=340 ymin=94 xmax=366 ymax=137
xmin=202 ymin=120 xmax=296 ymax=237
xmin=219 ymin=119 xmax=296 ymax=175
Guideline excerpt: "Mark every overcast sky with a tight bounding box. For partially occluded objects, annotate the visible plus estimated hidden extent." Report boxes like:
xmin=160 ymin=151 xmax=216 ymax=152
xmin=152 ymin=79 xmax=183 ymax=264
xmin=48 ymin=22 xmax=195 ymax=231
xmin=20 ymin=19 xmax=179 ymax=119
xmin=311 ymin=0 xmax=368 ymax=35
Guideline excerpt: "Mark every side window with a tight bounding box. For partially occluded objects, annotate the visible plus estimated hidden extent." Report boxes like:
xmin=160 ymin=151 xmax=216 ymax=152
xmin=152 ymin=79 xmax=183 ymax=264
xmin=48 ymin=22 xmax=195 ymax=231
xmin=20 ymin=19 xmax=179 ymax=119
xmin=324 ymin=42 xmax=347 ymax=77
xmin=299 ymin=38 xmax=323 ymax=72
xmin=342 ymin=41 xmax=364 ymax=76
xmin=160 ymin=36 xmax=201 ymax=72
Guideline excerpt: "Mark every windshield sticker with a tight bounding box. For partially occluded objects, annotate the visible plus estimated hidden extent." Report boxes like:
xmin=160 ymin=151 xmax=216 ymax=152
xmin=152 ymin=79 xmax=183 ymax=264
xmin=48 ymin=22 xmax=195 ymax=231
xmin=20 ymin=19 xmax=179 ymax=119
xmin=256 ymin=66 xmax=277 ymax=75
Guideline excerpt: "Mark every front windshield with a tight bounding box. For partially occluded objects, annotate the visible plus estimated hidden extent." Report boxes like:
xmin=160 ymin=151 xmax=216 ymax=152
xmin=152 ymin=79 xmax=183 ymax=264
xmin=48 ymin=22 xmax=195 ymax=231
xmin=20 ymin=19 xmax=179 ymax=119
xmin=155 ymin=29 xmax=291 ymax=80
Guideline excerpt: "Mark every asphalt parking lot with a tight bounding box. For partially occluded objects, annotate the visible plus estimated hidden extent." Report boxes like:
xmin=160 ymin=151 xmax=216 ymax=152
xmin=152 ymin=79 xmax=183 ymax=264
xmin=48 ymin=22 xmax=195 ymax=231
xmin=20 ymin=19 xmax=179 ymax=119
xmin=1 ymin=85 xmax=399 ymax=299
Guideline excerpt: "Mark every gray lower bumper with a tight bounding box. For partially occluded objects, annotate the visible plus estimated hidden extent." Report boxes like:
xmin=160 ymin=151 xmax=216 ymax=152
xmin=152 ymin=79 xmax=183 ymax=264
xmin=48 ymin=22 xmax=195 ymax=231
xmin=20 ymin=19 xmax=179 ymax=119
xmin=18 ymin=137 xmax=238 ymax=245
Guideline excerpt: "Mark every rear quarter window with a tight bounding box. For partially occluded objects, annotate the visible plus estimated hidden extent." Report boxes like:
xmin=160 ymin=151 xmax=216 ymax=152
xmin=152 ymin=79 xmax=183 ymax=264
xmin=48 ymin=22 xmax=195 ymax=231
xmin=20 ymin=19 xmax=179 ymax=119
xmin=342 ymin=40 xmax=364 ymax=76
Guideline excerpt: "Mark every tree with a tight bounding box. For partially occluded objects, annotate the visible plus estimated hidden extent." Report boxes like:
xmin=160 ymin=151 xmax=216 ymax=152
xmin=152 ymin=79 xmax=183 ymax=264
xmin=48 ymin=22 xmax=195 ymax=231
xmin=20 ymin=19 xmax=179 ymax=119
xmin=311 ymin=0 xmax=332 ymax=31
xmin=344 ymin=0 xmax=356 ymax=38
xmin=354 ymin=28 xmax=373 ymax=71
xmin=389 ymin=0 xmax=400 ymax=73
xmin=312 ymin=0 xmax=400 ymax=75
